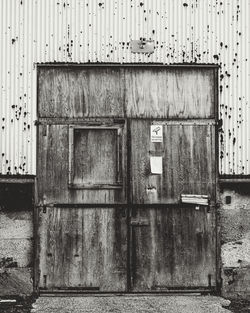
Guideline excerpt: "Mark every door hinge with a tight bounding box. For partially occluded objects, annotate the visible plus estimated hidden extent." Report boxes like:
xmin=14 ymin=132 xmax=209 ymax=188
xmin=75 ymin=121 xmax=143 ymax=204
xmin=42 ymin=125 xmax=47 ymax=136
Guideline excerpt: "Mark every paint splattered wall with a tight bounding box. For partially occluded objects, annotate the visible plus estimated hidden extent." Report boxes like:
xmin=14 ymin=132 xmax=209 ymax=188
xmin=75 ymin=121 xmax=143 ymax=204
xmin=0 ymin=0 xmax=249 ymax=175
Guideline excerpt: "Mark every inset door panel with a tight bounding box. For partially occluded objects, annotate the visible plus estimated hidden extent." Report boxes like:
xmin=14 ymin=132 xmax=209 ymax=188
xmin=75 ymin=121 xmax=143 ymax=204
xmin=39 ymin=206 xmax=127 ymax=292
xmin=131 ymin=120 xmax=216 ymax=204
xmin=130 ymin=206 xmax=216 ymax=291
xmin=69 ymin=125 xmax=123 ymax=188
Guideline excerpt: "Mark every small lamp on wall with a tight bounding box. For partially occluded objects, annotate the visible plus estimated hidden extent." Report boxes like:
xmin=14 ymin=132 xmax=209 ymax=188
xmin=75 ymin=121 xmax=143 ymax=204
xmin=130 ymin=38 xmax=155 ymax=54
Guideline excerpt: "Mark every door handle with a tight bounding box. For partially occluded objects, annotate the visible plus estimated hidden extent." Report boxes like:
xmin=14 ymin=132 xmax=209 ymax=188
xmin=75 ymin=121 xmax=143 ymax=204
xmin=130 ymin=218 xmax=149 ymax=226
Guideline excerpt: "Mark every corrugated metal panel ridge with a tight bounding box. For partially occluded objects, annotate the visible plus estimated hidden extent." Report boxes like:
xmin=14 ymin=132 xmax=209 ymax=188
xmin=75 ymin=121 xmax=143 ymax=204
xmin=0 ymin=0 xmax=249 ymax=175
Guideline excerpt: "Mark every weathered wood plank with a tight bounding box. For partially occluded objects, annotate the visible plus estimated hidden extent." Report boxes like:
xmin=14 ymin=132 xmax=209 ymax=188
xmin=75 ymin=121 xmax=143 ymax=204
xmin=125 ymin=68 xmax=215 ymax=118
xmin=37 ymin=124 xmax=70 ymax=204
xmin=73 ymin=128 xmax=118 ymax=185
xmin=131 ymin=206 xmax=216 ymax=290
xmin=131 ymin=120 xmax=216 ymax=204
xmin=38 ymin=67 xmax=215 ymax=119
xmin=39 ymin=207 xmax=127 ymax=291
xmin=38 ymin=68 xmax=125 ymax=118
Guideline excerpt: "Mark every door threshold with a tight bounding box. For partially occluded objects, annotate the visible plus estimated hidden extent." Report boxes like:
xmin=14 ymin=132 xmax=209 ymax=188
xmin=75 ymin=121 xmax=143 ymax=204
xmin=39 ymin=290 xmax=214 ymax=297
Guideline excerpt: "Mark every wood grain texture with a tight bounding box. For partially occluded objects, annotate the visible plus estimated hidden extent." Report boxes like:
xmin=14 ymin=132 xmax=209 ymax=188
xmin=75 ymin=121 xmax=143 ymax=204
xmin=38 ymin=207 xmax=127 ymax=291
xmin=131 ymin=120 xmax=216 ymax=204
xmin=73 ymin=128 xmax=118 ymax=185
xmin=38 ymin=67 xmax=215 ymax=119
xmin=37 ymin=123 xmax=126 ymax=204
xmin=124 ymin=67 xmax=215 ymax=118
xmin=131 ymin=206 xmax=216 ymax=290
xmin=38 ymin=68 xmax=125 ymax=118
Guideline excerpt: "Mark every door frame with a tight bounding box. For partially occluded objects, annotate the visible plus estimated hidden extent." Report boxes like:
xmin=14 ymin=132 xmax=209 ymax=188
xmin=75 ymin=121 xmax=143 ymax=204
xmin=34 ymin=63 xmax=219 ymax=294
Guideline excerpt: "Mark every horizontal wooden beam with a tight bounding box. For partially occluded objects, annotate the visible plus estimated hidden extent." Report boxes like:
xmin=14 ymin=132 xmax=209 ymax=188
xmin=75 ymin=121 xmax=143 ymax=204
xmin=37 ymin=203 xmax=200 ymax=209
xmin=37 ymin=62 xmax=219 ymax=68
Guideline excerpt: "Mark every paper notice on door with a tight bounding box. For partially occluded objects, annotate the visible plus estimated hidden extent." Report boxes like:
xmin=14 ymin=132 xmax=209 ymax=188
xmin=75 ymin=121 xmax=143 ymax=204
xmin=151 ymin=125 xmax=163 ymax=142
xmin=150 ymin=156 xmax=163 ymax=174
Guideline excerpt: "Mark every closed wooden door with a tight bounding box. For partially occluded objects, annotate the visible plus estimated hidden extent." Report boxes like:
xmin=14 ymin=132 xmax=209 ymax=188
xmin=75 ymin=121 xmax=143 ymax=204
xmin=37 ymin=66 xmax=218 ymax=293
xmin=37 ymin=121 xmax=128 ymax=292
xmin=129 ymin=120 xmax=217 ymax=291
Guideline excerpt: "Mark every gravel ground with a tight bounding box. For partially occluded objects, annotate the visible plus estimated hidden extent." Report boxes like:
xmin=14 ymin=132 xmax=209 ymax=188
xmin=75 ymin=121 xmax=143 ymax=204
xmin=0 ymin=296 xmax=35 ymax=313
xmin=227 ymin=299 xmax=250 ymax=313
xmin=30 ymin=295 xmax=232 ymax=313
xmin=1 ymin=295 xmax=250 ymax=313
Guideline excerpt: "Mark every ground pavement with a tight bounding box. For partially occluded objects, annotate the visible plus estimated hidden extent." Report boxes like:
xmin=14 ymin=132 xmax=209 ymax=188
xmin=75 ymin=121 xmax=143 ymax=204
xmin=30 ymin=295 xmax=233 ymax=313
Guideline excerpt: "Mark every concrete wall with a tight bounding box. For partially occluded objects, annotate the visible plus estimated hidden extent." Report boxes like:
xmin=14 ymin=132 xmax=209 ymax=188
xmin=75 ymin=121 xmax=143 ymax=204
xmin=220 ymin=183 xmax=250 ymax=299
xmin=0 ymin=183 xmax=33 ymax=296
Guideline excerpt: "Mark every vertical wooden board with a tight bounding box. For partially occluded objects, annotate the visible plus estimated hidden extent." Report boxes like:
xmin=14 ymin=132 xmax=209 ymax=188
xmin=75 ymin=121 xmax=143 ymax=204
xmin=131 ymin=206 xmax=216 ymax=290
xmin=37 ymin=124 xmax=70 ymax=204
xmin=38 ymin=68 xmax=69 ymax=118
xmin=39 ymin=208 xmax=84 ymax=288
xmin=38 ymin=124 xmax=126 ymax=204
xmin=38 ymin=207 xmax=127 ymax=291
xmin=78 ymin=68 xmax=125 ymax=117
xmin=38 ymin=68 xmax=125 ymax=118
xmin=164 ymin=124 xmax=216 ymax=202
xmin=125 ymin=68 xmax=215 ymax=118
xmin=131 ymin=120 xmax=216 ymax=203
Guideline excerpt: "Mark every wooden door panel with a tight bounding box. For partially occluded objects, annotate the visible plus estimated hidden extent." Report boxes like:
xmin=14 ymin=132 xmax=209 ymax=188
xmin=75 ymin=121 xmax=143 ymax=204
xmin=38 ymin=67 xmax=125 ymax=118
xmin=131 ymin=206 xmax=216 ymax=291
xmin=131 ymin=120 xmax=216 ymax=204
xmin=73 ymin=128 xmax=118 ymax=185
xmin=37 ymin=122 xmax=127 ymax=204
xmin=38 ymin=67 xmax=215 ymax=119
xmin=125 ymin=67 xmax=215 ymax=118
xmin=39 ymin=207 xmax=127 ymax=292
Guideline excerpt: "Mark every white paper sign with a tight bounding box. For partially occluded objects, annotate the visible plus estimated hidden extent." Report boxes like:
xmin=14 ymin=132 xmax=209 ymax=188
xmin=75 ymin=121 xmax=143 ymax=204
xmin=151 ymin=125 xmax=163 ymax=142
xmin=150 ymin=156 xmax=163 ymax=174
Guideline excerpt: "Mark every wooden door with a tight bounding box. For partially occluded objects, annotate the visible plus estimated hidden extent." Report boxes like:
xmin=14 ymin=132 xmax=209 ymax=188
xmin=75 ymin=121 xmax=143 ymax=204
xmin=37 ymin=65 xmax=217 ymax=293
xmin=37 ymin=121 xmax=128 ymax=292
xmin=129 ymin=120 xmax=217 ymax=291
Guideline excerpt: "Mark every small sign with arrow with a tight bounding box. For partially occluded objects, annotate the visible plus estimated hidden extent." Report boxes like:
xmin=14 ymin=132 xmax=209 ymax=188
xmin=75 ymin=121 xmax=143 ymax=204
xmin=151 ymin=125 xmax=163 ymax=142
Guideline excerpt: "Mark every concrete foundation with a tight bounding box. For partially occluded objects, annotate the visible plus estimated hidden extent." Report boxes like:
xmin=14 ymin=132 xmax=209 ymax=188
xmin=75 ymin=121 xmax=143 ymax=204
xmin=0 ymin=183 xmax=33 ymax=296
xmin=220 ymin=183 xmax=250 ymax=299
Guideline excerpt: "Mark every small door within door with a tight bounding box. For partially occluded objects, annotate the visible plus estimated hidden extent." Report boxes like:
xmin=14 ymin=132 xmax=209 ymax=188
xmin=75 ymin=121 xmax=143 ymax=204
xmin=129 ymin=119 xmax=216 ymax=291
xmin=37 ymin=121 xmax=128 ymax=292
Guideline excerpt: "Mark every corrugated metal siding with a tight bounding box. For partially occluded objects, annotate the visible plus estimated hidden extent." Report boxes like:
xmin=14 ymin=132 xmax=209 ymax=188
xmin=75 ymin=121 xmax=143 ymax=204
xmin=0 ymin=0 xmax=249 ymax=175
